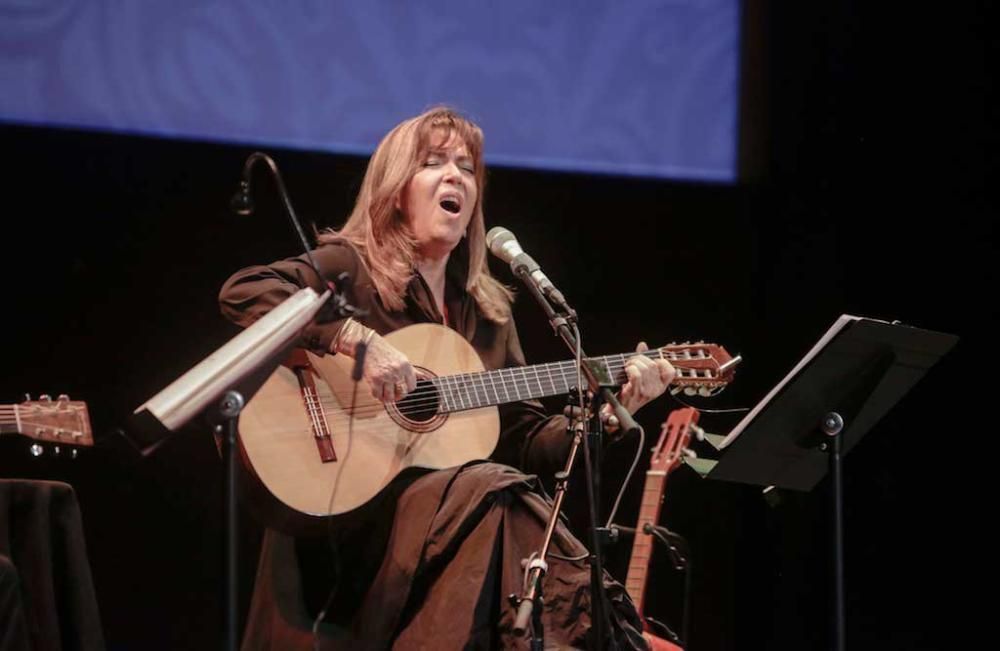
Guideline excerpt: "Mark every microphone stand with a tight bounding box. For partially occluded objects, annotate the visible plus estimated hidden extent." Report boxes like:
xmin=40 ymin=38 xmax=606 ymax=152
xmin=509 ymin=265 xmax=637 ymax=650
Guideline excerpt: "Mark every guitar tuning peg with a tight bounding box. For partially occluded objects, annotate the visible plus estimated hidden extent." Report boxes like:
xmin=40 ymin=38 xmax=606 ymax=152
xmin=57 ymin=394 xmax=69 ymax=401
xmin=24 ymin=393 xmax=31 ymax=401
xmin=670 ymin=387 xmax=682 ymax=395
xmin=698 ymin=387 xmax=713 ymax=397
xmin=30 ymin=444 xmax=43 ymax=457
xmin=53 ymin=446 xmax=61 ymax=456
xmin=683 ymin=387 xmax=697 ymax=396
xmin=40 ymin=394 xmax=52 ymax=401
xmin=71 ymin=449 xmax=78 ymax=460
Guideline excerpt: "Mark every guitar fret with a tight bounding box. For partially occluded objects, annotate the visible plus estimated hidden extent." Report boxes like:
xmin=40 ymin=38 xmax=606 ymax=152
xmin=474 ymin=373 xmax=489 ymax=408
xmin=486 ymin=370 xmax=501 ymax=405
xmin=531 ymin=366 xmax=545 ymax=398
xmin=459 ymin=374 xmax=473 ymax=409
xmin=498 ymin=369 xmax=512 ymax=403
xmin=498 ymin=368 xmax=511 ymax=401
xmin=543 ymin=364 xmax=557 ymax=396
xmin=523 ymin=367 xmax=535 ymax=398
xmin=510 ymin=368 xmax=524 ymax=400
xmin=449 ymin=375 xmax=466 ymax=411
xmin=435 ymin=377 xmax=450 ymax=412
xmin=483 ymin=373 xmax=495 ymax=406
xmin=564 ymin=361 xmax=578 ymax=389
xmin=431 ymin=378 xmax=449 ymax=412
xmin=465 ymin=375 xmax=480 ymax=409
xmin=554 ymin=362 xmax=570 ymax=392
xmin=515 ymin=367 xmax=528 ymax=400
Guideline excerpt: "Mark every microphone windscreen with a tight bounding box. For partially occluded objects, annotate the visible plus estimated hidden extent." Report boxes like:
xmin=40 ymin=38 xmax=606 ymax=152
xmin=486 ymin=227 xmax=518 ymax=261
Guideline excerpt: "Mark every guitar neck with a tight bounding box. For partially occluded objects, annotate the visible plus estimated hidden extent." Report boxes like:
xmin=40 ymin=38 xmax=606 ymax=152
xmin=0 ymin=399 xmax=94 ymax=446
xmin=624 ymin=469 xmax=670 ymax=615
xmin=431 ymin=351 xmax=657 ymax=413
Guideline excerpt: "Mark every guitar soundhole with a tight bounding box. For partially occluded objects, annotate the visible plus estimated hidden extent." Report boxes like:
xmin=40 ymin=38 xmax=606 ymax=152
xmin=387 ymin=367 xmax=446 ymax=433
xmin=396 ymin=379 xmax=440 ymax=422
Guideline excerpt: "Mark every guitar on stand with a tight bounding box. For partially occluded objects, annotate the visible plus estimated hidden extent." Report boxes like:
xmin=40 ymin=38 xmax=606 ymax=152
xmin=624 ymin=407 xmax=700 ymax=651
xmin=0 ymin=395 xmax=94 ymax=454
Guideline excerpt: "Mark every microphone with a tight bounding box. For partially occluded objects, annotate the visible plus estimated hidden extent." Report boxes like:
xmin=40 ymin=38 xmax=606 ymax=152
xmin=229 ymin=180 xmax=253 ymax=216
xmin=351 ymin=341 xmax=367 ymax=382
xmin=486 ymin=227 xmax=569 ymax=310
xmin=230 ymin=152 xmax=363 ymax=322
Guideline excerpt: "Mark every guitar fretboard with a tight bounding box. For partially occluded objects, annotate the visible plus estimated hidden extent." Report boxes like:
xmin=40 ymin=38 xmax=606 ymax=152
xmin=429 ymin=351 xmax=658 ymax=413
xmin=625 ymin=470 xmax=668 ymax=609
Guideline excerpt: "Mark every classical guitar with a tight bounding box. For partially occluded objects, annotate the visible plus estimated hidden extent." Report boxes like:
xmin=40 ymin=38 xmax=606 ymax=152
xmin=624 ymin=407 xmax=699 ymax=651
xmin=0 ymin=395 xmax=94 ymax=449
xmin=238 ymin=323 xmax=736 ymax=520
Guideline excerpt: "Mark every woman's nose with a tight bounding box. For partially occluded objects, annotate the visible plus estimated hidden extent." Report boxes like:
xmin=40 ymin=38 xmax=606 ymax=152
xmin=441 ymin=161 xmax=463 ymax=183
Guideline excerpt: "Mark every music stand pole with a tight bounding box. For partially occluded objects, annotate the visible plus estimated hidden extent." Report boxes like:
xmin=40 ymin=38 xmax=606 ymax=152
xmin=820 ymin=411 xmax=846 ymax=651
xmin=219 ymin=391 xmax=245 ymax=651
xmin=132 ymin=286 xmax=337 ymax=651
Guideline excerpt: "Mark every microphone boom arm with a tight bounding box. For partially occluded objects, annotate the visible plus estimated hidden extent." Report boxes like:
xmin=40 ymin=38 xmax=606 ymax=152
xmin=233 ymin=152 xmax=361 ymax=321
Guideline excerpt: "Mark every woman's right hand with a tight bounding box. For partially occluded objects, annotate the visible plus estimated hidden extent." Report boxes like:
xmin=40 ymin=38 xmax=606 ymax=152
xmin=362 ymin=334 xmax=417 ymax=403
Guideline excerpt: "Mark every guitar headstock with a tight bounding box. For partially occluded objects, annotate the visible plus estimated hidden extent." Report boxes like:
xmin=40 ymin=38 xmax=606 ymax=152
xmin=7 ymin=395 xmax=94 ymax=447
xmin=658 ymin=342 xmax=740 ymax=397
xmin=650 ymin=406 xmax=700 ymax=473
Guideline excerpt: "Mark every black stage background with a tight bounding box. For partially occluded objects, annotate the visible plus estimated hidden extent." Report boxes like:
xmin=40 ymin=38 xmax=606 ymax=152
xmin=1 ymin=2 xmax=994 ymax=649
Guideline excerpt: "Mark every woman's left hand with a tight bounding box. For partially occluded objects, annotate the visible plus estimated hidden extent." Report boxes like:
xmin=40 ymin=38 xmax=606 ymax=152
xmin=602 ymin=341 xmax=675 ymax=430
xmin=619 ymin=341 xmax=675 ymax=412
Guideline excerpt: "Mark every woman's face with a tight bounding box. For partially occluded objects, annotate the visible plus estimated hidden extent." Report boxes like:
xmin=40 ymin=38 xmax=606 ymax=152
xmin=399 ymin=131 xmax=478 ymax=259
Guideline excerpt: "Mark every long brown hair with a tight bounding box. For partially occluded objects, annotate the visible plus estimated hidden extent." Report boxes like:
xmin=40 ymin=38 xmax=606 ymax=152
xmin=319 ymin=107 xmax=512 ymax=323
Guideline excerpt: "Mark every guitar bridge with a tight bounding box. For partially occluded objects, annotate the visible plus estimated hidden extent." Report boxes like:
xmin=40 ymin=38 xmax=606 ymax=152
xmin=288 ymin=351 xmax=336 ymax=463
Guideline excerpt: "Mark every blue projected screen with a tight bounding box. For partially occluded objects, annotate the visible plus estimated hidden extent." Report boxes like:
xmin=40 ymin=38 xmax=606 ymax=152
xmin=0 ymin=1 xmax=740 ymax=181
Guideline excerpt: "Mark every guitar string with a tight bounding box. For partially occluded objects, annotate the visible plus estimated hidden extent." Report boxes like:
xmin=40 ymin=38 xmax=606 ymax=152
xmin=304 ymin=352 xmax=728 ymax=412
xmin=307 ymin=383 xmax=726 ymax=420
xmin=255 ymin=392 xmax=727 ymax=439
xmin=301 ymin=356 xmax=728 ymax=420
xmin=239 ymin=350 xmax=734 ymax=436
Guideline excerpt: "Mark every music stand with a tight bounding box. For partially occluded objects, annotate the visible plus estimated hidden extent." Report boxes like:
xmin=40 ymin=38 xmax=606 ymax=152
xmin=705 ymin=315 xmax=958 ymax=651
xmin=133 ymin=286 xmax=331 ymax=651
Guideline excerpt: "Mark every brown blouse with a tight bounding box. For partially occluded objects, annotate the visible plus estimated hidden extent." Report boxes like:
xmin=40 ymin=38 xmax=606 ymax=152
xmin=218 ymin=238 xmax=573 ymax=476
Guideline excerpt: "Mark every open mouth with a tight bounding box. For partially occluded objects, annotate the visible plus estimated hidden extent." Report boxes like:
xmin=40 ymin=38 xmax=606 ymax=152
xmin=439 ymin=197 xmax=462 ymax=215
